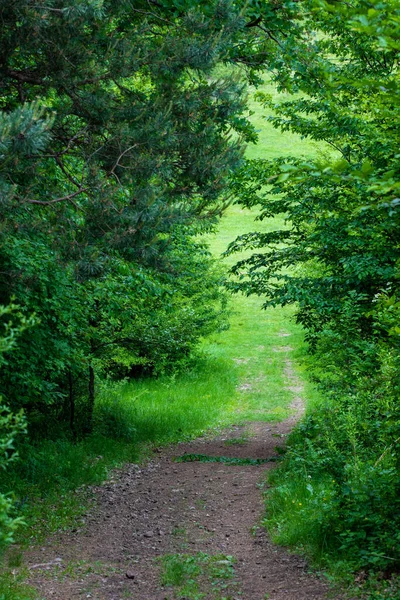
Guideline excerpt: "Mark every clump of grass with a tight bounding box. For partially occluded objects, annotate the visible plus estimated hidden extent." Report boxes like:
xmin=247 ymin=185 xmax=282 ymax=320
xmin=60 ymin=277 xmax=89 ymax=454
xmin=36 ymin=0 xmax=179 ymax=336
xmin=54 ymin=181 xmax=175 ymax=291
xmin=159 ymin=552 xmax=237 ymax=600
xmin=224 ymin=434 xmax=250 ymax=446
xmin=174 ymin=454 xmax=277 ymax=465
xmin=0 ymin=571 xmax=39 ymax=600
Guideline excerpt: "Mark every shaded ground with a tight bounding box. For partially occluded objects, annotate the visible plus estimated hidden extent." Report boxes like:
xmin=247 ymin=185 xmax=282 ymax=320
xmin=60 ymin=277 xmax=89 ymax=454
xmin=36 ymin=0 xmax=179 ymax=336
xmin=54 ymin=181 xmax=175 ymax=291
xmin=23 ymin=401 xmax=339 ymax=600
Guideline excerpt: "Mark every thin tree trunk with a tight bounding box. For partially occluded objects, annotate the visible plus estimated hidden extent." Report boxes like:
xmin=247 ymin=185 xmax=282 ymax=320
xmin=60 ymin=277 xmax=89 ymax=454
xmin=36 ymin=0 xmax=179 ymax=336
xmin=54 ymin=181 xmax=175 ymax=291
xmin=68 ymin=369 xmax=77 ymax=441
xmin=87 ymin=364 xmax=95 ymax=433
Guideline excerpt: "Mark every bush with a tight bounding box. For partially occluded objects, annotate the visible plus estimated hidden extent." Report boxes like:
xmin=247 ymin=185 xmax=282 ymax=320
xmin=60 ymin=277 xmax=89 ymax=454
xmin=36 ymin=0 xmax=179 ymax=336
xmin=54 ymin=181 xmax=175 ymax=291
xmin=265 ymin=343 xmax=400 ymax=573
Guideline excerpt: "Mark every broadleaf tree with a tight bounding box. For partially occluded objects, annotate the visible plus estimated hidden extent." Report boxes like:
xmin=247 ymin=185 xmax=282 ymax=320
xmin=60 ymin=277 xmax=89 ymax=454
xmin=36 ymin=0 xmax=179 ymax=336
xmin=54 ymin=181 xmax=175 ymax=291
xmin=228 ymin=0 xmax=400 ymax=572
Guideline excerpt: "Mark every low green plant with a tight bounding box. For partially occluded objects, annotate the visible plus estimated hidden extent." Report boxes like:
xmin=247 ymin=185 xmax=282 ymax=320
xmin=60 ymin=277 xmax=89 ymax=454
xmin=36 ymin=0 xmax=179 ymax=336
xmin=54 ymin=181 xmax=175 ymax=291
xmin=174 ymin=454 xmax=277 ymax=466
xmin=0 ymin=571 xmax=39 ymax=600
xmin=351 ymin=574 xmax=400 ymax=600
xmin=224 ymin=434 xmax=250 ymax=446
xmin=158 ymin=552 xmax=237 ymax=600
xmin=0 ymin=305 xmax=33 ymax=553
xmin=52 ymin=559 xmax=122 ymax=582
xmin=172 ymin=526 xmax=188 ymax=537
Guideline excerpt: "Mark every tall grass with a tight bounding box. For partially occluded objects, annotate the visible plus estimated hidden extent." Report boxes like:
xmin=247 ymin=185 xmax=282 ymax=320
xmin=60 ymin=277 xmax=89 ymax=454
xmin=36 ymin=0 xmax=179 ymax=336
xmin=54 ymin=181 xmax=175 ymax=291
xmin=94 ymin=355 xmax=239 ymax=444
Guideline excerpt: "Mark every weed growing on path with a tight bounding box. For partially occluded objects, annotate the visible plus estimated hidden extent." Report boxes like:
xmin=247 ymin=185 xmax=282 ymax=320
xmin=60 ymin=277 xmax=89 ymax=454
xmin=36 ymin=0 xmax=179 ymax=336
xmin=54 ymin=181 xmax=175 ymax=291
xmin=174 ymin=454 xmax=278 ymax=466
xmin=158 ymin=552 xmax=238 ymax=600
xmin=224 ymin=435 xmax=250 ymax=446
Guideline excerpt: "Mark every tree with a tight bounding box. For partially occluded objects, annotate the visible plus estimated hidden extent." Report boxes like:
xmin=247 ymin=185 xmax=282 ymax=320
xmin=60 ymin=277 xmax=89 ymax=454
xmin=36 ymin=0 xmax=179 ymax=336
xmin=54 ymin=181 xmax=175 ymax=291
xmin=0 ymin=305 xmax=32 ymax=548
xmin=0 ymin=0 xmax=296 ymax=434
xmin=228 ymin=0 xmax=400 ymax=351
xmin=228 ymin=0 xmax=400 ymax=572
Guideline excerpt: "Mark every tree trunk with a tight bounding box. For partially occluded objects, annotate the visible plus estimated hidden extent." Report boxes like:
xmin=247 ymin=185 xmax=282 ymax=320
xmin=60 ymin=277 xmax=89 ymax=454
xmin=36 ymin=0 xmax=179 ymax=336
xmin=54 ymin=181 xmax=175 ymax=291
xmin=87 ymin=364 xmax=95 ymax=433
xmin=68 ymin=369 xmax=77 ymax=441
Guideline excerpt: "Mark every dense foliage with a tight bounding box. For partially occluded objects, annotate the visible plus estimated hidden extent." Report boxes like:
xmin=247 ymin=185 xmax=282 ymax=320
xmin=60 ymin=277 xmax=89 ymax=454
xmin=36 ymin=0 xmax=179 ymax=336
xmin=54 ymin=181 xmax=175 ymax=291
xmin=0 ymin=306 xmax=31 ymax=549
xmin=0 ymin=0 xmax=287 ymax=436
xmin=0 ymin=0 xmax=306 ymax=561
xmin=229 ymin=0 xmax=400 ymax=579
xmin=4 ymin=0 xmax=400 ymax=590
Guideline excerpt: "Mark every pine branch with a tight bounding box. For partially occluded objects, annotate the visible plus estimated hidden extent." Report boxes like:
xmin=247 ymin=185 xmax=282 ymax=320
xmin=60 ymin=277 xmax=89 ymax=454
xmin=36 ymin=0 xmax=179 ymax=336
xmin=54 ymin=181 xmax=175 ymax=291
xmin=7 ymin=70 xmax=44 ymax=85
xmin=23 ymin=186 xmax=88 ymax=207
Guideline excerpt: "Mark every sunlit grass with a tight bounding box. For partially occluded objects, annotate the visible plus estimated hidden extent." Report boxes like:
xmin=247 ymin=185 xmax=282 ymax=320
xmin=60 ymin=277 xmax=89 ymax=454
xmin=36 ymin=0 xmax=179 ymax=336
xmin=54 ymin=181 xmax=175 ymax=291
xmin=263 ymin=472 xmax=337 ymax=561
xmin=95 ymin=355 xmax=239 ymax=444
xmin=246 ymin=78 xmax=322 ymax=162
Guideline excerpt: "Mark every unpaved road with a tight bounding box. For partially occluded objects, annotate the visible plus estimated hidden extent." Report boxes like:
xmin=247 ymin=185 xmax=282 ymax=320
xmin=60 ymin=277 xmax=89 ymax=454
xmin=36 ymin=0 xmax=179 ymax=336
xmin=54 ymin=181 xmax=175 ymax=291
xmin=24 ymin=415 xmax=338 ymax=600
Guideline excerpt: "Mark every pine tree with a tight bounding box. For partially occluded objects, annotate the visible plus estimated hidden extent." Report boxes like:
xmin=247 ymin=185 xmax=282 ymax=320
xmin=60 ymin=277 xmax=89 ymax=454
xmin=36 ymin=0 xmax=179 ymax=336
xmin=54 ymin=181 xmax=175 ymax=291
xmin=0 ymin=0 xmax=293 ymax=432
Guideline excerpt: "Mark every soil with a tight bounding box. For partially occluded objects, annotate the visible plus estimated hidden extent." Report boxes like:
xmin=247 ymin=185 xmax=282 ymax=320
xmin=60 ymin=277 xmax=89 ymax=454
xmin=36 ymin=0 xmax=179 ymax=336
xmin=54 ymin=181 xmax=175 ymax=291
xmin=22 ymin=385 xmax=343 ymax=600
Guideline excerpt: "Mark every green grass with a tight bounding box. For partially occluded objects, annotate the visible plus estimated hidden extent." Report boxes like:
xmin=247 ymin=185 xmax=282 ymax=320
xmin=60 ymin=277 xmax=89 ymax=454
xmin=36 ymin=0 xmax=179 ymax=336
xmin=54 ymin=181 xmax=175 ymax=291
xmin=245 ymin=79 xmax=321 ymax=162
xmin=174 ymin=454 xmax=278 ymax=465
xmin=158 ymin=552 xmax=238 ymax=600
xmin=204 ymin=203 xmax=306 ymax=424
xmin=94 ymin=357 xmax=239 ymax=444
xmin=262 ymin=471 xmax=337 ymax=560
xmin=0 ymin=571 xmax=40 ymax=600
xmin=224 ymin=432 xmax=251 ymax=446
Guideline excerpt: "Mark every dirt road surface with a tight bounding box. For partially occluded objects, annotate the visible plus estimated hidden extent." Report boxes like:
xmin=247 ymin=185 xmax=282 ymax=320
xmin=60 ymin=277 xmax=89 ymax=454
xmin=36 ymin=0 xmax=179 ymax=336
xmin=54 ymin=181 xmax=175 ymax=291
xmin=24 ymin=413 xmax=339 ymax=600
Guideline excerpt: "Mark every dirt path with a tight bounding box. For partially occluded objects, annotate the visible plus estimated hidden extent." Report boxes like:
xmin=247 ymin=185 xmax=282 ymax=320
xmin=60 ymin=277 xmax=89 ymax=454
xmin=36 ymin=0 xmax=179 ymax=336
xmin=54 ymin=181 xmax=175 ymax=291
xmin=24 ymin=405 xmax=336 ymax=600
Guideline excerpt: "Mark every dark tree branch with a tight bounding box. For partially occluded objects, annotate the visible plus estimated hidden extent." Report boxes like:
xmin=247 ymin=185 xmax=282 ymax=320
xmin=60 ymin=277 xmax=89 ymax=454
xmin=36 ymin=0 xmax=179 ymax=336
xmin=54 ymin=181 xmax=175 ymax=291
xmin=245 ymin=16 xmax=263 ymax=28
xmin=23 ymin=186 xmax=88 ymax=206
xmin=54 ymin=156 xmax=81 ymax=188
xmin=7 ymin=70 xmax=44 ymax=85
